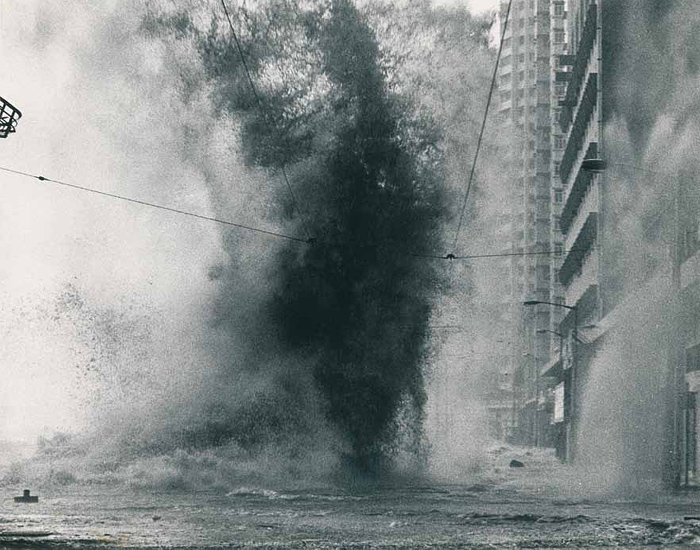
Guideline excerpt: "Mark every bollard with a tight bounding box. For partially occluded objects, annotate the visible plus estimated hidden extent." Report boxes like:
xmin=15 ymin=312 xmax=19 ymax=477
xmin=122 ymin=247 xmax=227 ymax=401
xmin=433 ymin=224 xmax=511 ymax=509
xmin=14 ymin=489 xmax=39 ymax=503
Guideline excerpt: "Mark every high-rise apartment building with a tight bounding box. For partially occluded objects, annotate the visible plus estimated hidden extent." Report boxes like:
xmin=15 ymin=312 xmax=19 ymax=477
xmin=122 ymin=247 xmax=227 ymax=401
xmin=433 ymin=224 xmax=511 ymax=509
xmin=497 ymin=0 xmax=565 ymax=447
xmin=540 ymin=0 xmax=698 ymax=487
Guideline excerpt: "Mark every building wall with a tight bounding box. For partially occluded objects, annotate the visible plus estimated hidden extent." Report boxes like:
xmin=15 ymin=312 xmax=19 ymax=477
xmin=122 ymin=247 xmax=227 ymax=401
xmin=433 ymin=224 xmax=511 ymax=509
xmin=551 ymin=0 xmax=700 ymax=486
xmin=498 ymin=0 xmax=558 ymax=445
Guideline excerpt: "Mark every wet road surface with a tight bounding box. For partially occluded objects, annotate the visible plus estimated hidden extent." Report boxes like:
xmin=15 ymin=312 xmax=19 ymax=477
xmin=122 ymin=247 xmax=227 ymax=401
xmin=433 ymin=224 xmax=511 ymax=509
xmin=1 ymin=452 xmax=699 ymax=549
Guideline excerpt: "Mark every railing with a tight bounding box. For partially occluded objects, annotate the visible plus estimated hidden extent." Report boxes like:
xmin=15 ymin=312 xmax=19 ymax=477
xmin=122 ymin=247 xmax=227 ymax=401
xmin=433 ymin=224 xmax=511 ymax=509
xmin=559 ymin=213 xmax=597 ymax=286
xmin=560 ymin=141 xmax=598 ymax=233
xmin=565 ymin=182 xmax=598 ymax=253
xmin=560 ymin=73 xmax=598 ymax=186
xmin=565 ymin=250 xmax=598 ymax=307
xmin=559 ymin=2 xmax=597 ymax=132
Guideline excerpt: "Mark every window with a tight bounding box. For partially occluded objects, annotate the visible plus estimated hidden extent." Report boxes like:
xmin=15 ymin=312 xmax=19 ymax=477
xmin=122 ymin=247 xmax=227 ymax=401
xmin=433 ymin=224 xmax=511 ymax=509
xmin=519 ymin=53 xmax=525 ymax=63
xmin=554 ymin=189 xmax=563 ymax=203
xmin=554 ymin=243 xmax=564 ymax=256
xmin=519 ymin=70 xmax=526 ymax=82
xmin=555 ymin=135 xmax=565 ymax=149
xmin=554 ymin=30 xmax=565 ymax=43
xmin=519 ymin=36 xmax=526 ymax=46
xmin=554 ymin=3 xmax=565 ymax=17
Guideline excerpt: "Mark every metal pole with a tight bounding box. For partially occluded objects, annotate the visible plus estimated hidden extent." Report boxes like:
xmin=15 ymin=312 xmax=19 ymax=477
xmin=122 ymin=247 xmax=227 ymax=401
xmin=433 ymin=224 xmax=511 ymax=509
xmin=534 ymin=328 xmax=540 ymax=447
xmin=570 ymin=306 xmax=578 ymax=462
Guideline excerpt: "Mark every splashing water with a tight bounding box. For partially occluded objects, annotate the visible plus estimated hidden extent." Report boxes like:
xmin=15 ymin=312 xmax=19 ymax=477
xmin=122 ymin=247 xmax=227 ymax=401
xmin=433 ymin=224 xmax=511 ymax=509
xmin=1 ymin=0 xmax=502 ymax=488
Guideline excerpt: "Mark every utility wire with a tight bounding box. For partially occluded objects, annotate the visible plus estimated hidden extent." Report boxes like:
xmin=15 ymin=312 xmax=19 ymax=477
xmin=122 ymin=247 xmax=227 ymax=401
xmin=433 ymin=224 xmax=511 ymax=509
xmin=1 ymin=166 xmax=589 ymax=258
xmin=0 ymin=165 xmax=309 ymax=244
xmin=412 ymin=248 xmax=589 ymax=261
xmin=220 ymin=0 xmax=312 ymax=242
xmin=451 ymin=0 xmax=513 ymax=253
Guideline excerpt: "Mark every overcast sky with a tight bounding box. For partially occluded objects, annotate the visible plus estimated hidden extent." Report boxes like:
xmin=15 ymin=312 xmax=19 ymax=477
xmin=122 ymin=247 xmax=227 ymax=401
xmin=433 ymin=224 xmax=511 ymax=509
xmin=436 ymin=0 xmax=500 ymax=13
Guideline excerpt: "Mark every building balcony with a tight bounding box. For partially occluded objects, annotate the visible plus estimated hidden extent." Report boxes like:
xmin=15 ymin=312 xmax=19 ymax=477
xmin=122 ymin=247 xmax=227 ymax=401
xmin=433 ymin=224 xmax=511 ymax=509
xmin=560 ymin=2 xmax=597 ymax=133
xmin=564 ymin=179 xmax=598 ymax=252
xmin=559 ymin=212 xmax=597 ymax=286
xmin=560 ymin=74 xmax=598 ymax=186
xmin=565 ymin=249 xmax=598 ymax=308
xmin=560 ymin=142 xmax=597 ymax=233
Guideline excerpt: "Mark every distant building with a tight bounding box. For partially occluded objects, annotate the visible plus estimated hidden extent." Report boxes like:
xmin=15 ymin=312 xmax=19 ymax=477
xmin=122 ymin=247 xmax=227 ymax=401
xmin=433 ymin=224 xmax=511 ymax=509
xmin=497 ymin=0 xmax=565 ymax=448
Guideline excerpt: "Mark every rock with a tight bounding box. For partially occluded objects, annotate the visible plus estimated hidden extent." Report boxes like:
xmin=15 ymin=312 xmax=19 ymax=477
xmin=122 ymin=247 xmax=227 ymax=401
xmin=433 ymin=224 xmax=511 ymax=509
xmin=509 ymin=459 xmax=525 ymax=468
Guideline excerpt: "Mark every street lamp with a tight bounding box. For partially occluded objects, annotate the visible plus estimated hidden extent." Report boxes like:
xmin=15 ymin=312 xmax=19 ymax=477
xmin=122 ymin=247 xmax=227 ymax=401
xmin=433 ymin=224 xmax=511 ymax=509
xmin=524 ymin=300 xmax=578 ymax=462
xmin=580 ymin=158 xmax=607 ymax=172
xmin=581 ymin=158 xmax=662 ymax=176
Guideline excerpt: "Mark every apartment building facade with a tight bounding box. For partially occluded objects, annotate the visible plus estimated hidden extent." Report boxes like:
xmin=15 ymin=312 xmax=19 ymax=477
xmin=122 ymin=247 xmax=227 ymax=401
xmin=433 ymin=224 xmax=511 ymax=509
xmin=538 ymin=0 xmax=699 ymax=488
xmin=497 ymin=0 xmax=565 ymax=448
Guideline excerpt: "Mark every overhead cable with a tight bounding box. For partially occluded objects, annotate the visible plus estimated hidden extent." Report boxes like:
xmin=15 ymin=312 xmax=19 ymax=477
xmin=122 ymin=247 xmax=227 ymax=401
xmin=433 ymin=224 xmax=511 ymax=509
xmin=0 ymin=165 xmax=309 ymax=244
xmin=220 ymin=0 xmax=312 ymax=242
xmin=412 ymin=248 xmax=587 ymax=261
xmin=451 ymin=0 xmax=513 ymax=252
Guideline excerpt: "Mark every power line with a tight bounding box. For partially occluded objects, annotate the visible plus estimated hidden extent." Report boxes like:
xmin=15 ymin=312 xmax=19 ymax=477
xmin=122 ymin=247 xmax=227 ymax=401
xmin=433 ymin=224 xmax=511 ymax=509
xmin=412 ymin=248 xmax=591 ymax=261
xmin=220 ymin=0 xmax=265 ymax=113
xmin=0 ymin=165 xmax=310 ymax=244
xmin=451 ymin=0 xmax=513 ymax=253
xmin=1 ymin=164 xmax=591 ymax=259
xmin=219 ymin=0 xmax=312 ymax=242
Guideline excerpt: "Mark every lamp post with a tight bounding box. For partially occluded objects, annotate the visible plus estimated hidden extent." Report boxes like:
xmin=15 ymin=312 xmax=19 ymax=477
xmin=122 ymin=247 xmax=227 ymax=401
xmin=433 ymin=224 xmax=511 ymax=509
xmin=521 ymin=350 xmax=537 ymax=446
xmin=524 ymin=300 xmax=578 ymax=461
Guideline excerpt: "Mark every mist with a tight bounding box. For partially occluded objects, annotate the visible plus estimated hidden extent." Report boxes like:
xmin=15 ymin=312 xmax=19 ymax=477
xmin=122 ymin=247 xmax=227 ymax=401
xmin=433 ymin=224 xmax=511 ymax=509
xmin=573 ymin=0 xmax=700 ymax=495
xmin=0 ymin=0 xmax=511 ymax=488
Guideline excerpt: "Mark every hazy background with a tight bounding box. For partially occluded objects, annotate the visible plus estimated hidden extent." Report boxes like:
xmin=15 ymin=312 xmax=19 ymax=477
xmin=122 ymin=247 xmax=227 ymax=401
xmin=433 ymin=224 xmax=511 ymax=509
xmin=0 ymin=0 xmax=499 ymax=450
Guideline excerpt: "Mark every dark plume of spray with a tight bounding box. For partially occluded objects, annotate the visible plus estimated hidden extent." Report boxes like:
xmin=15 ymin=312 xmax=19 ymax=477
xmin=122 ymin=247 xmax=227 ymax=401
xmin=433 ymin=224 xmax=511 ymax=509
xmin=144 ymin=0 xmax=449 ymax=476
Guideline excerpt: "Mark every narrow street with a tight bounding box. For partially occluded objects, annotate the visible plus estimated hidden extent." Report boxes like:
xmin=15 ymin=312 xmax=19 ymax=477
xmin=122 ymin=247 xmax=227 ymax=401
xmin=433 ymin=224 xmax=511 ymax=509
xmin=1 ymin=448 xmax=698 ymax=549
